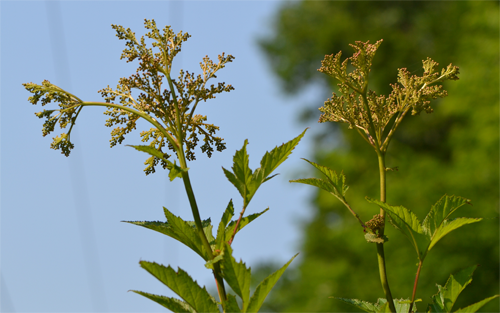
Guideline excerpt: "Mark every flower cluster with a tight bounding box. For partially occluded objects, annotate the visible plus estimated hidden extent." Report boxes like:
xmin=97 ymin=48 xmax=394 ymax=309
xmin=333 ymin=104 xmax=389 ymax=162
xmin=317 ymin=40 xmax=459 ymax=151
xmin=24 ymin=19 xmax=235 ymax=174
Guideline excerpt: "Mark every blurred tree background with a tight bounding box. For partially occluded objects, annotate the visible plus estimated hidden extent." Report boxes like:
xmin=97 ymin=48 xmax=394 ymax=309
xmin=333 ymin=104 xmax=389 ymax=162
xmin=255 ymin=1 xmax=499 ymax=312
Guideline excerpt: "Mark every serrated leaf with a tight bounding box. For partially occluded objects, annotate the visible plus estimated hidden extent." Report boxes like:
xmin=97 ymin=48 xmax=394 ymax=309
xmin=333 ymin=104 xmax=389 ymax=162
xmin=219 ymin=246 xmax=251 ymax=309
xmin=366 ymin=197 xmax=429 ymax=260
xmin=454 ymin=295 xmax=499 ymax=313
xmin=220 ymin=243 xmax=251 ymax=310
xmin=246 ymin=253 xmax=298 ymax=312
xmin=292 ymin=158 xmax=348 ymax=199
xmin=223 ymin=129 xmax=307 ymax=208
xmin=223 ymin=294 xmax=242 ymax=313
xmin=290 ymin=177 xmax=337 ymax=194
xmin=130 ymin=290 xmax=196 ymax=312
xmin=216 ymin=200 xmax=235 ymax=250
xmin=423 ymin=195 xmax=471 ymax=238
xmin=127 ymin=144 xmax=186 ymax=181
xmin=124 ymin=207 xmax=210 ymax=261
xmin=138 ymin=261 xmax=219 ymax=313
xmin=331 ymin=297 xmax=378 ymax=312
xmin=222 ymin=140 xmax=253 ymax=206
xmin=429 ymin=265 xmax=478 ymax=313
xmin=253 ymin=128 xmax=308 ymax=184
xmin=428 ymin=217 xmax=481 ymax=251
xmin=224 ymin=208 xmax=269 ymax=242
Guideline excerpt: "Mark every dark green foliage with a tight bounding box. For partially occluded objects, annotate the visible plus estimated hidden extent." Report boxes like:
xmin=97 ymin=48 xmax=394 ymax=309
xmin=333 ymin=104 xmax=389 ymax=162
xmin=258 ymin=1 xmax=499 ymax=312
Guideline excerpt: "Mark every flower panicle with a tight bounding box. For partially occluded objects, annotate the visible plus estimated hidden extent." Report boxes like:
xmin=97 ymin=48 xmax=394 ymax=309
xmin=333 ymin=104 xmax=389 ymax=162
xmin=24 ymin=20 xmax=235 ymax=173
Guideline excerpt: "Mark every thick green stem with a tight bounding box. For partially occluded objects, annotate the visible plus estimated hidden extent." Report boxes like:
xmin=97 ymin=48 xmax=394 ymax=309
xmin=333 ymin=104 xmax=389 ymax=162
xmin=165 ymin=71 xmax=227 ymax=305
xmin=376 ymin=152 xmax=396 ymax=313
xmin=178 ymin=162 xmax=227 ymax=303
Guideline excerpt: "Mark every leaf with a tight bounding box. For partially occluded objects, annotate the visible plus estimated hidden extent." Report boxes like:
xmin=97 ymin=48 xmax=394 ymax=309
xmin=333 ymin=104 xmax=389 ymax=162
xmin=366 ymin=197 xmax=429 ymax=260
xmin=428 ymin=217 xmax=481 ymax=251
xmin=223 ymin=129 xmax=307 ymax=208
xmin=422 ymin=195 xmax=471 ymax=235
xmin=124 ymin=207 xmax=210 ymax=261
xmin=224 ymin=208 xmax=269 ymax=242
xmin=223 ymin=294 xmax=242 ymax=313
xmin=216 ymin=200 xmax=235 ymax=250
xmin=246 ymin=253 xmax=298 ymax=312
xmin=222 ymin=140 xmax=253 ymax=206
xmin=127 ymin=144 xmax=186 ymax=181
xmin=138 ymin=261 xmax=219 ymax=313
xmin=422 ymin=195 xmax=480 ymax=251
xmin=454 ymin=295 xmax=499 ymax=313
xmin=428 ymin=265 xmax=478 ymax=313
xmin=130 ymin=290 xmax=196 ymax=312
xmin=332 ymin=297 xmax=379 ymax=312
xmin=291 ymin=159 xmax=348 ymax=201
xmin=364 ymin=233 xmax=388 ymax=244
xmin=220 ymin=243 xmax=252 ymax=310
xmin=253 ymin=128 xmax=308 ymax=184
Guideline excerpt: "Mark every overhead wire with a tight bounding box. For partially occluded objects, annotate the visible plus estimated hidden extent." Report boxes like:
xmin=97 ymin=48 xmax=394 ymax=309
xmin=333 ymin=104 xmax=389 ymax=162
xmin=45 ymin=1 xmax=108 ymax=311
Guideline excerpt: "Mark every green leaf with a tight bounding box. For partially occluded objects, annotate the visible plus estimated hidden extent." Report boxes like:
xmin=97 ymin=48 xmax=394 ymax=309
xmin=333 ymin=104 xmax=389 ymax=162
xmin=130 ymin=290 xmax=196 ymax=312
xmin=366 ymin=197 xmax=429 ymax=260
xmin=428 ymin=217 xmax=481 ymax=251
xmin=429 ymin=265 xmax=478 ymax=313
xmin=422 ymin=195 xmax=480 ymax=251
xmin=422 ymin=195 xmax=472 ymax=237
xmin=291 ymin=159 xmax=348 ymax=201
xmin=223 ymin=129 xmax=307 ymax=208
xmin=253 ymin=128 xmax=308 ymax=184
xmin=246 ymin=253 xmax=298 ymax=312
xmin=124 ymin=207 xmax=210 ymax=261
xmin=138 ymin=261 xmax=219 ymax=313
xmin=454 ymin=295 xmax=499 ymax=313
xmin=331 ymin=297 xmax=379 ymax=312
xmin=224 ymin=208 xmax=269 ymax=243
xmin=127 ymin=144 xmax=186 ymax=181
xmin=220 ymin=243 xmax=252 ymax=310
xmin=222 ymin=140 xmax=253 ymax=206
xmin=223 ymin=294 xmax=242 ymax=313
xmin=216 ymin=200 xmax=235 ymax=250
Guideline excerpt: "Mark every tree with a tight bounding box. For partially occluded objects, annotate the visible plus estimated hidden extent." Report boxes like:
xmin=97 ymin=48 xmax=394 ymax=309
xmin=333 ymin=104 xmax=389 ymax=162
xmin=256 ymin=1 xmax=499 ymax=312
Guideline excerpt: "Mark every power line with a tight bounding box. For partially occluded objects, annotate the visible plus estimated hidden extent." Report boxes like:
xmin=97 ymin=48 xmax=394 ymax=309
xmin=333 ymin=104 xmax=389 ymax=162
xmin=45 ymin=1 xmax=108 ymax=311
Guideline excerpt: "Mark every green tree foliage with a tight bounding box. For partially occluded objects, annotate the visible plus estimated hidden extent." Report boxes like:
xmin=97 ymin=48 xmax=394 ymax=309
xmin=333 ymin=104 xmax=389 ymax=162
xmin=257 ymin=1 xmax=499 ymax=312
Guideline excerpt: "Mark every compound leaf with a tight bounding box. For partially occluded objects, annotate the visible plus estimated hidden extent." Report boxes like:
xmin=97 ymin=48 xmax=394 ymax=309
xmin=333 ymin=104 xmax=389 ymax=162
xmin=223 ymin=129 xmax=307 ymax=208
xmin=246 ymin=253 xmax=298 ymax=312
xmin=130 ymin=290 xmax=196 ymax=312
xmin=138 ymin=261 xmax=219 ymax=313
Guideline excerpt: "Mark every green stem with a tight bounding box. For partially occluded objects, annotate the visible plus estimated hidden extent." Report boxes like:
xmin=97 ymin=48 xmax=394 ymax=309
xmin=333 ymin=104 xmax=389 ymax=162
xmin=408 ymin=261 xmax=423 ymax=313
xmin=376 ymin=152 xmax=397 ymax=313
xmin=178 ymin=160 xmax=227 ymax=303
xmin=165 ymin=72 xmax=227 ymax=305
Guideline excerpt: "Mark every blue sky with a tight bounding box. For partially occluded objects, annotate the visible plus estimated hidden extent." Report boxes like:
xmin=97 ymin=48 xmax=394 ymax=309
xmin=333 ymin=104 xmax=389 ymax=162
xmin=1 ymin=1 xmax=324 ymax=312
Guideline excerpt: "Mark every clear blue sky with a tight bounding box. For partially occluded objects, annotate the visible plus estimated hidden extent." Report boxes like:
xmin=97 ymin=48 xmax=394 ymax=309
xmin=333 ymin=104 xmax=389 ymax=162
xmin=1 ymin=1 xmax=323 ymax=312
